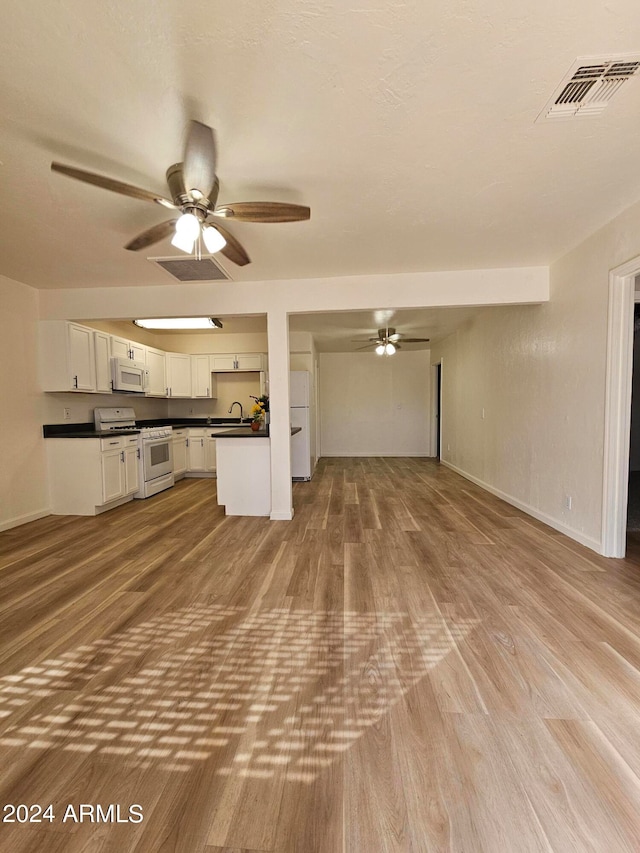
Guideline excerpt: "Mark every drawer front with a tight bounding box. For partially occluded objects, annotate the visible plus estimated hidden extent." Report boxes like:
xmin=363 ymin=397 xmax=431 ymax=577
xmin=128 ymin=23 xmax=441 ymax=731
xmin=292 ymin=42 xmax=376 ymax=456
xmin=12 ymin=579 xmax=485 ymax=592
xmin=124 ymin=435 xmax=140 ymax=447
xmin=173 ymin=429 xmax=187 ymax=438
xmin=101 ymin=436 xmax=124 ymax=451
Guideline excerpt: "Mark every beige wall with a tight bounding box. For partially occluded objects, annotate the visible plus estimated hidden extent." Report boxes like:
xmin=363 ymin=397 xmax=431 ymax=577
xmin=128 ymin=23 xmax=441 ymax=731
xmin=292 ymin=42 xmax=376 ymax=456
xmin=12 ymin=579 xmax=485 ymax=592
xmin=0 ymin=276 xmax=49 ymax=530
xmin=319 ymin=351 xmax=431 ymax=456
xmin=168 ymin=373 xmax=263 ymax=420
xmin=431 ymin=193 xmax=640 ymax=551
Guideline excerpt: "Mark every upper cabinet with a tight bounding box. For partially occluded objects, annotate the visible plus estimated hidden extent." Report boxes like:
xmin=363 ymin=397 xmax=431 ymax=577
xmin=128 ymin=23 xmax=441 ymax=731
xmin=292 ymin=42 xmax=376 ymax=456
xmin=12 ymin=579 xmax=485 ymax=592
xmin=191 ymin=354 xmax=217 ymax=398
xmin=211 ymin=353 xmax=267 ymax=372
xmin=94 ymin=331 xmax=112 ymax=393
xmin=40 ymin=321 xmax=97 ymax=392
xmin=40 ymin=321 xmax=267 ymax=397
xmin=146 ymin=347 xmax=167 ymax=397
xmin=111 ymin=335 xmax=145 ymax=362
xmin=166 ymin=352 xmax=192 ymax=397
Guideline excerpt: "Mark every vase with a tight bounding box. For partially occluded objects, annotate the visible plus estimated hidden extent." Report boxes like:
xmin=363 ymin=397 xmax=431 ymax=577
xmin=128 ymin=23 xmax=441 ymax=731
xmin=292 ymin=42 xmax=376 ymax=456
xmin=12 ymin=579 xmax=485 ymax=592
xmin=251 ymin=421 xmax=260 ymax=432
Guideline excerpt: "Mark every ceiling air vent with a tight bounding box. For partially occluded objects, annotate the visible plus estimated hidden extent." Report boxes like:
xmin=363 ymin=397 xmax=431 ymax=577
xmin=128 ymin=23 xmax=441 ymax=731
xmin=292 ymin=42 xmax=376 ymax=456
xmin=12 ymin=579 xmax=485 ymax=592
xmin=148 ymin=255 xmax=231 ymax=283
xmin=536 ymin=54 xmax=640 ymax=122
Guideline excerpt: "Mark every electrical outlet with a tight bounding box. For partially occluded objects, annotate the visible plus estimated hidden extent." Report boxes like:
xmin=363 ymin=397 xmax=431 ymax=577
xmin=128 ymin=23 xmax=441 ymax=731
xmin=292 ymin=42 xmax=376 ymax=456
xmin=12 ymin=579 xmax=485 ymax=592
xmin=63 ymin=407 xmax=71 ymax=420
xmin=564 ymin=495 xmax=572 ymax=510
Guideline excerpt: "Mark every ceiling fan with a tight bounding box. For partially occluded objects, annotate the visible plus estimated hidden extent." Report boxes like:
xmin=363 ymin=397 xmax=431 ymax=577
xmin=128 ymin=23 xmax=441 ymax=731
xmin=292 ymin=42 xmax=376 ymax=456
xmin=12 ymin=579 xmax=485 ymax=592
xmin=50 ymin=120 xmax=310 ymax=266
xmin=351 ymin=327 xmax=430 ymax=355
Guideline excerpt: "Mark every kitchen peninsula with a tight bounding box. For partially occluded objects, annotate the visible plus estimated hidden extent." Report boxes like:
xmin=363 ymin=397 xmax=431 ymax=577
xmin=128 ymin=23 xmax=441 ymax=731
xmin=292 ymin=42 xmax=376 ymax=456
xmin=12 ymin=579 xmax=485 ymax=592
xmin=216 ymin=427 xmax=301 ymax=517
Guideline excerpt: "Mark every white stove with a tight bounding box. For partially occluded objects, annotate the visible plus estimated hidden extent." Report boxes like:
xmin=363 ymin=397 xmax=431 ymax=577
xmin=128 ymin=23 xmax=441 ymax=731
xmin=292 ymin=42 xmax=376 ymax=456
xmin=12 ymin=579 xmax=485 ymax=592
xmin=94 ymin=408 xmax=174 ymax=499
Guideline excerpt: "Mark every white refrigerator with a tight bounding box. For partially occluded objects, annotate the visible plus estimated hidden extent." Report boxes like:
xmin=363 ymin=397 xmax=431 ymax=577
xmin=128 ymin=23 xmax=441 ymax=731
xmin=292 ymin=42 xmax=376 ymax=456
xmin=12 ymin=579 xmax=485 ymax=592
xmin=290 ymin=370 xmax=313 ymax=480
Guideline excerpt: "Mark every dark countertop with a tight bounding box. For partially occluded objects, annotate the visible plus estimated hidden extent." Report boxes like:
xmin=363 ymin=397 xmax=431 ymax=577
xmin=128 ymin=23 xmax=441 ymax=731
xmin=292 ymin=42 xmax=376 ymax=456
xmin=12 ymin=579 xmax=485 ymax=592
xmin=43 ymin=426 xmax=141 ymax=439
xmin=215 ymin=427 xmax=301 ymax=438
xmin=43 ymin=417 xmax=245 ymax=438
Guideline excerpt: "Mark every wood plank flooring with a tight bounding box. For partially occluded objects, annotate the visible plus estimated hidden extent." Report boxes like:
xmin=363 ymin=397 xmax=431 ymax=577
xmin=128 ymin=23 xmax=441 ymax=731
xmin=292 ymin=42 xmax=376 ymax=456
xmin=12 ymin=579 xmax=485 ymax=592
xmin=2 ymin=458 xmax=640 ymax=851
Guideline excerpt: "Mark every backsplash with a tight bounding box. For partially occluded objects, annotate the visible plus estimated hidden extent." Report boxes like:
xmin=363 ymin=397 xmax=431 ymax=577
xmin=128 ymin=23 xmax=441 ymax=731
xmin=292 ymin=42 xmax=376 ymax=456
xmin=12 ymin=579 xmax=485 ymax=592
xmin=168 ymin=373 xmax=262 ymax=420
xmin=42 ymin=392 xmax=169 ymax=425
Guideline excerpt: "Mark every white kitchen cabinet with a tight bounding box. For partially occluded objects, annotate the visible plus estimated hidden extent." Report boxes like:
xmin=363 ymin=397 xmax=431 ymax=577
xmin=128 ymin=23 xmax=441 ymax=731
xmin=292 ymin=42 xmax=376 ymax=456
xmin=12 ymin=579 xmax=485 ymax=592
xmin=210 ymin=353 xmax=266 ymax=372
xmin=205 ymin=434 xmax=217 ymax=473
xmin=186 ymin=429 xmax=206 ymax=473
xmin=146 ymin=347 xmax=167 ymax=397
xmin=47 ymin=434 xmax=140 ymax=515
xmin=101 ymin=435 xmax=139 ymax=502
xmin=101 ymin=448 xmax=125 ymax=503
xmin=172 ymin=429 xmax=187 ymax=479
xmin=111 ymin=336 xmax=146 ymax=362
xmin=94 ymin=331 xmax=112 ymax=393
xmin=124 ymin=444 xmax=140 ymax=495
xmin=40 ymin=321 xmax=97 ymax=392
xmin=191 ymin=355 xmax=217 ymax=398
xmin=166 ymin=353 xmax=192 ymax=397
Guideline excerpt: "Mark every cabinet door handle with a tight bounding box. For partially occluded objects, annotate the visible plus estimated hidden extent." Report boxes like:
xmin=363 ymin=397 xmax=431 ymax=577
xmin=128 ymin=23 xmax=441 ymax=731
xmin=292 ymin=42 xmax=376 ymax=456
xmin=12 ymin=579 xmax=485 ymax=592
xmin=73 ymin=375 xmax=78 ymax=388
xmin=186 ymin=438 xmax=189 ymax=447
xmin=121 ymin=451 xmax=125 ymax=463
xmin=201 ymin=438 xmax=204 ymax=447
xmin=207 ymin=387 xmax=209 ymax=396
xmin=137 ymin=448 xmax=141 ymax=459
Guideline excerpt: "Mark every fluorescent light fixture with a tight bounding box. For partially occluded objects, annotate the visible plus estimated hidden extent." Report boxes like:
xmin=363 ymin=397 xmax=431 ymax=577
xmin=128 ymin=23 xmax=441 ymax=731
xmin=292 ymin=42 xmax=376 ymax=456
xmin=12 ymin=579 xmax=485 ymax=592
xmin=202 ymin=224 xmax=227 ymax=254
xmin=133 ymin=318 xmax=224 ymax=330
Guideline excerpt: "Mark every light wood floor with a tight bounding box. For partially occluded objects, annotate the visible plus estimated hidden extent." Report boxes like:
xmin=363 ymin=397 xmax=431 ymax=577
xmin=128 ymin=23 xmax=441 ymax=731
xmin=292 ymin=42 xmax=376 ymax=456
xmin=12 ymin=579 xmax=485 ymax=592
xmin=2 ymin=458 xmax=640 ymax=852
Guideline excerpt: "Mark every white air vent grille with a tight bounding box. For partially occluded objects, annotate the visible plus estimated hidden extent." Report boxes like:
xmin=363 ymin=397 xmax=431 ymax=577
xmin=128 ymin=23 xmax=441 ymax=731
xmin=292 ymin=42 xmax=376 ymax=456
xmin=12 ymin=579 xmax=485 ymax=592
xmin=537 ymin=55 xmax=640 ymax=122
xmin=148 ymin=255 xmax=231 ymax=282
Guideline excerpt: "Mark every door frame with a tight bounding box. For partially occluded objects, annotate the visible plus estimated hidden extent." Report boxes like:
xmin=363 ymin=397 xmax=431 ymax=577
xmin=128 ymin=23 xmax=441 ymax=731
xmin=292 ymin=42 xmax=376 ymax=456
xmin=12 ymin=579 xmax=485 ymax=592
xmin=602 ymin=256 xmax=639 ymax=556
xmin=431 ymin=359 xmax=443 ymax=459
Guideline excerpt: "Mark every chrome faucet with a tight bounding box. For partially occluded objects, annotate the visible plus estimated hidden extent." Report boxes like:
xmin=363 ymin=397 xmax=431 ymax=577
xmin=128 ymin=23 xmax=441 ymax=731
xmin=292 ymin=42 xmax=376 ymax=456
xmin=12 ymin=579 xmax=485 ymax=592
xmin=228 ymin=401 xmax=244 ymax=421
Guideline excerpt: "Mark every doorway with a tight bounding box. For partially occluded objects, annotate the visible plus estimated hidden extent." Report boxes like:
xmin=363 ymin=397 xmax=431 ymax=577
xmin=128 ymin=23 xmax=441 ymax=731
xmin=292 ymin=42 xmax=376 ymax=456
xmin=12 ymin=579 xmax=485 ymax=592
xmin=431 ymin=361 xmax=442 ymax=460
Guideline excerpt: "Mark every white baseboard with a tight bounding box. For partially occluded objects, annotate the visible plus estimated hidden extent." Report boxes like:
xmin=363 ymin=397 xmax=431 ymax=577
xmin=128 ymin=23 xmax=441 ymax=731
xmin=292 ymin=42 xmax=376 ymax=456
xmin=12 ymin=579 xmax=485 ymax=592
xmin=0 ymin=508 xmax=51 ymax=532
xmin=270 ymin=509 xmax=294 ymax=521
xmin=321 ymin=451 xmax=432 ymax=457
xmin=441 ymin=461 xmax=602 ymax=554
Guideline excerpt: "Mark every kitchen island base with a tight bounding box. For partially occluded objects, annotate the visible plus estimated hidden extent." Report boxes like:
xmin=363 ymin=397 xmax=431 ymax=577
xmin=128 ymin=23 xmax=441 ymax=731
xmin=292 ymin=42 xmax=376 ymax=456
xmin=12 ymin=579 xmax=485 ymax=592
xmin=216 ymin=435 xmax=271 ymax=516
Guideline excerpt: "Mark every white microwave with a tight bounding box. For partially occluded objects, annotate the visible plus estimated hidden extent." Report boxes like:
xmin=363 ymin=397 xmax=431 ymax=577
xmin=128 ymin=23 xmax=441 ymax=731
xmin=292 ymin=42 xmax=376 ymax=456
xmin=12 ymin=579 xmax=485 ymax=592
xmin=111 ymin=358 xmax=148 ymax=394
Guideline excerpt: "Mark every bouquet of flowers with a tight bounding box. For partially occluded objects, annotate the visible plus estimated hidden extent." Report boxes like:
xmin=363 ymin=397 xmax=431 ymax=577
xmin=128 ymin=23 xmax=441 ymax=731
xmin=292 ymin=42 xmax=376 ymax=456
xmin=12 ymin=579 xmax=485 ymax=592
xmin=250 ymin=395 xmax=269 ymax=422
xmin=250 ymin=400 xmax=267 ymax=423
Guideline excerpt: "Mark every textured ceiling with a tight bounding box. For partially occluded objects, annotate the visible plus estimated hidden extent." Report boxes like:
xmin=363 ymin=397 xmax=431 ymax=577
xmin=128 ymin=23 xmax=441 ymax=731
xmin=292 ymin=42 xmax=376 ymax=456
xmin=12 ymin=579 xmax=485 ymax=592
xmin=2 ymin=1 xmax=640 ymax=290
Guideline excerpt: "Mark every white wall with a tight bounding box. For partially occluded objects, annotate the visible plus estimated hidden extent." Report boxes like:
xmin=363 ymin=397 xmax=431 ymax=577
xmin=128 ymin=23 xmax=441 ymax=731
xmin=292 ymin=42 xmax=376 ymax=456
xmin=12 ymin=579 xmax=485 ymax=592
xmin=432 ymin=194 xmax=640 ymax=552
xmin=319 ymin=350 xmax=431 ymax=456
xmin=0 ymin=276 xmax=49 ymax=530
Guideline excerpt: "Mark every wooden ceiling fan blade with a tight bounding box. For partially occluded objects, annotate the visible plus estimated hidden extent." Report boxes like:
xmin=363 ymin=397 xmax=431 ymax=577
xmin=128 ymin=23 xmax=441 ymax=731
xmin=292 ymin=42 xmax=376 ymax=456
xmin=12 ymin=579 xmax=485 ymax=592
xmin=213 ymin=202 xmax=310 ymax=222
xmin=183 ymin=121 xmax=217 ymax=199
xmin=355 ymin=343 xmax=377 ymax=351
xmin=209 ymin=222 xmax=251 ymax=266
xmin=398 ymin=337 xmax=430 ymax=343
xmin=51 ymin=162 xmax=176 ymax=208
xmin=125 ymin=219 xmax=177 ymax=251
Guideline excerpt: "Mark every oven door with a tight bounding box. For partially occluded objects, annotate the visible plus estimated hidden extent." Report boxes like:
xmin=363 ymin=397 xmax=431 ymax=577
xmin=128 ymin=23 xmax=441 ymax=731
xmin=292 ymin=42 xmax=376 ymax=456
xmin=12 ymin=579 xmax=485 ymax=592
xmin=143 ymin=437 xmax=173 ymax=481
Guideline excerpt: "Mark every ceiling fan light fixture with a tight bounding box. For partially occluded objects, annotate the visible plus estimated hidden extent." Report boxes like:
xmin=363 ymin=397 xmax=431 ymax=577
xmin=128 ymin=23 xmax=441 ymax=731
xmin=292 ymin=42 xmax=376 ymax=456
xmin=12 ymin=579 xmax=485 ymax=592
xmin=171 ymin=230 xmax=195 ymax=254
xmin=384 ymin=343 xmax=396 ymax=355
xmin=133 ymin=317 xmax=223 ymax=330
xmin=375 ymin=344 xmax=386 ymax=355
xmin=175 ymin=212 xmax=200 ymax=240
xmin=202 ymin=224 xmax=227 ymax=254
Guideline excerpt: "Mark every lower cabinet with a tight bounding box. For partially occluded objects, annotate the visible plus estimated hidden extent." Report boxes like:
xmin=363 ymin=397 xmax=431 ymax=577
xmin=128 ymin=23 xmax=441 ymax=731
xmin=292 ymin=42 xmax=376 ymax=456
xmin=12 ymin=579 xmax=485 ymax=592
xmin=172 ymin=429 xmax=187 ymax=479
xmin=47 ymin=435 xmax=140 ymax=516
xmin=184 ymin=428 xmax=217 ymax=478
